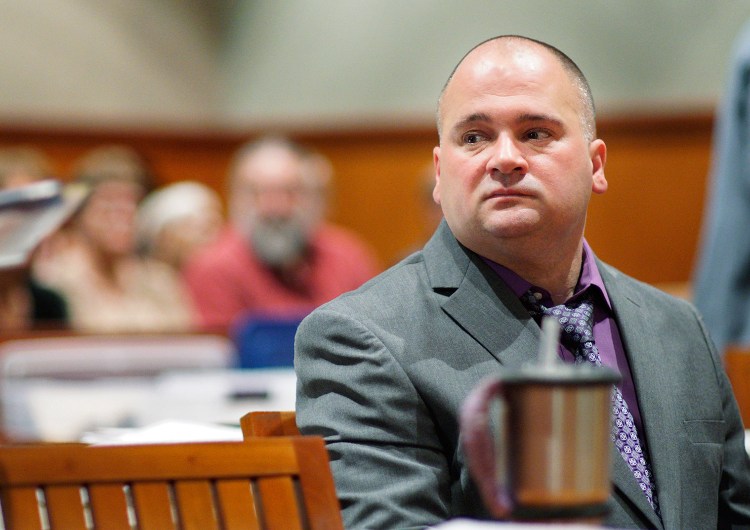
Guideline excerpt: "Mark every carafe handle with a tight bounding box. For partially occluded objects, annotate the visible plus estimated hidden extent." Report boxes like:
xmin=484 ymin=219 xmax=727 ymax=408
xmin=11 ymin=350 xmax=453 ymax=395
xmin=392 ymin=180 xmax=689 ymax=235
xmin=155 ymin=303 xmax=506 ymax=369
xmin=459 ymin=376 xmax=511 ymax=519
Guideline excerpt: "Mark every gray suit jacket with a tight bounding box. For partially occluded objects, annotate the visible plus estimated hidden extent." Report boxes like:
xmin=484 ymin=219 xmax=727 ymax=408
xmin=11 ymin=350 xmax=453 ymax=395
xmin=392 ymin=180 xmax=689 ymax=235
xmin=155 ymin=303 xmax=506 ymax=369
xmin=296 ymin=221 xmax=750 ymax=530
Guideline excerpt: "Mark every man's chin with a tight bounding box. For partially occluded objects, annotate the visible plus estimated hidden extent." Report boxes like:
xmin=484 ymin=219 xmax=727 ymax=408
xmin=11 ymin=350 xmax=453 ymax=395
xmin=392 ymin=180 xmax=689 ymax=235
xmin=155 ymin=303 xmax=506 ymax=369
xmin=482 ymin=214 xmax=542 ymax=240
xmin=251 ymin=231 xmax=307 ymax=267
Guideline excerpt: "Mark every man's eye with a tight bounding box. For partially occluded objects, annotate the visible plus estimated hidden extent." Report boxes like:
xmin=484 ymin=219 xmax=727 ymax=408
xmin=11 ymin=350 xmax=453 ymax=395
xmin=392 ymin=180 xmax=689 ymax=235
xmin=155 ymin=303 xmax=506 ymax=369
xmin=464 ymin=133 xmax=483 ymax=144
xmin=525 ymin=130 xmax=551 ymax=141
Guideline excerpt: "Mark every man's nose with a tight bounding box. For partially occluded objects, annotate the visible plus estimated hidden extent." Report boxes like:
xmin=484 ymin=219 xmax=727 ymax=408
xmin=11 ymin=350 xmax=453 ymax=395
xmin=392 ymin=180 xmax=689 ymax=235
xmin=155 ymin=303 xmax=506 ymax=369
xmin=255 ymin=188 xmax=301 ymax=218
xmin=486 ymin=133 xmax=528 ymax=177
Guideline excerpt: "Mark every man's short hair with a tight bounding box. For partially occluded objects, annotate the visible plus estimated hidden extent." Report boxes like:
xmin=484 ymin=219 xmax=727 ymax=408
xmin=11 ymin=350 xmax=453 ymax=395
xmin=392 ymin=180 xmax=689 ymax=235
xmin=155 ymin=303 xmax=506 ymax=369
xmin=436 ymin=35 xmax=596 ymax=142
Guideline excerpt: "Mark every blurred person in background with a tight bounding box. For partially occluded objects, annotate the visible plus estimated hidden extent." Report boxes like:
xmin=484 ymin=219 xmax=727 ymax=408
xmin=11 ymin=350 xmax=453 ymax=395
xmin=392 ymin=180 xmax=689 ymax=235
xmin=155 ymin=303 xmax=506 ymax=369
xmin=136 ymin=181 xmax=223 ymax=272
xmin=0 ymin=146 xmax=69 ymax=331
xmin=183 ymin=135 xmax=380 ymax=330
xmin=32 ymin=145 xmax=195 ymax=333
xmin=693 ymin=20 xmax=750 ymax=355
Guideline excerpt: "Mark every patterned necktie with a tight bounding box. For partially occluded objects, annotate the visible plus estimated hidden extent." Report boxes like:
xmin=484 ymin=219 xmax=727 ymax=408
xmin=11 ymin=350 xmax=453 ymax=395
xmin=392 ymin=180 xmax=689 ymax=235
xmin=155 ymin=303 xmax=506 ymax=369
xmin=522 ymin=290 xmax=660 ymax=515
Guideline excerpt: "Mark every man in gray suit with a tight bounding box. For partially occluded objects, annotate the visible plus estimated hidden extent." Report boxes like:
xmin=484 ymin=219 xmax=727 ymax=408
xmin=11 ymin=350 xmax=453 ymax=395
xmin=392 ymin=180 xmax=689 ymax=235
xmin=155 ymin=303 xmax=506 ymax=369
xmin=295 ymin=35 xmax=750 ymax=529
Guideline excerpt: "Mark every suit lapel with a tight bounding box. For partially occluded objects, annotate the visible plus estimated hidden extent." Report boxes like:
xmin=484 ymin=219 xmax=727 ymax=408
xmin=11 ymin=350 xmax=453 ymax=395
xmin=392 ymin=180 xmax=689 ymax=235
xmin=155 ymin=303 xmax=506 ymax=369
xmin=599 ymin=262 xmax=679 ymax=529
xmin=424 ymin=227 xmax=671 ymax=526
xmin=423 ymin=222 xmax=540 ymax=369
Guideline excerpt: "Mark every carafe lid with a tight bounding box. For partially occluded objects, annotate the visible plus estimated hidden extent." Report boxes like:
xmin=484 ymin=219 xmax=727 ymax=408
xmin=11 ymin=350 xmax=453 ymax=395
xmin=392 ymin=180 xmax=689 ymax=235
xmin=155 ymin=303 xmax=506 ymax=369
xmin=499 ymin=362 xmax=620 ymax=386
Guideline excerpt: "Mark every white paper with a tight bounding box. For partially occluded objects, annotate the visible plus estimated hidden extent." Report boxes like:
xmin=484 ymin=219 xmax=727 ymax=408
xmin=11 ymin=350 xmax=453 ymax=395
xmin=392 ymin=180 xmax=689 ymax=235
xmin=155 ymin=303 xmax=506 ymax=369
xmin=83 ymin=420 xmax=243 ymax=445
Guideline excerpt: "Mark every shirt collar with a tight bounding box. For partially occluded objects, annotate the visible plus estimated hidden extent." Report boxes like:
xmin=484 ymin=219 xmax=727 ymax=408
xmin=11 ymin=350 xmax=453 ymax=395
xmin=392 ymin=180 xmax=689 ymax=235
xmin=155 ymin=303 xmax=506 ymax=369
xmin=481 ymin=239 xmax=613 ymax=310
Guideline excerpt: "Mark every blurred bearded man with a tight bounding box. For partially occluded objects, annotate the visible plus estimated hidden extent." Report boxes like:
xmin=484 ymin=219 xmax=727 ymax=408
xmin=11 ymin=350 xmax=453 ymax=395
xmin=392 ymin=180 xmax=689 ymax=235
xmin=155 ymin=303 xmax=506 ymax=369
xmin=183 ymin=136 xmax=380 ymax=330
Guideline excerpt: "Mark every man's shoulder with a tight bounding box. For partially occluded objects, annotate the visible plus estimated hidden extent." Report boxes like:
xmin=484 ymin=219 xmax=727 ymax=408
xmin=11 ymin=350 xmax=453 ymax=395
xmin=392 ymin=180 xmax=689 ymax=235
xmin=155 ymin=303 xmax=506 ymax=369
xmin=313 ymin=250 xmax=428 ymax=312
xmin=597 ymin=259 xmax=696 ymax=312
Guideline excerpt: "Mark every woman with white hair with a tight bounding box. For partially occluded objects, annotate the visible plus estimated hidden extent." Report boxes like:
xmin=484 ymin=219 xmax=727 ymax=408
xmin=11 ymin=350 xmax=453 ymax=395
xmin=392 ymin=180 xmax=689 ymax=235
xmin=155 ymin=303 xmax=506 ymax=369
xmin=137 ymin=181 xmax=223 ymax=271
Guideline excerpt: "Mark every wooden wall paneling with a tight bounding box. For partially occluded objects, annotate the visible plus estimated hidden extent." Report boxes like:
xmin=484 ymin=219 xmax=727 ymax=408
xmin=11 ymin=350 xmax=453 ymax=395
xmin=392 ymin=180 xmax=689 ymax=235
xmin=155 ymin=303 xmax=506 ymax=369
xmin=1 ymin=113 xmax=715 ymax=286
xmin=0 ymin=125 xmax=244 ymax=194
xmin=588 ymin=114 xmax=713 ymax=285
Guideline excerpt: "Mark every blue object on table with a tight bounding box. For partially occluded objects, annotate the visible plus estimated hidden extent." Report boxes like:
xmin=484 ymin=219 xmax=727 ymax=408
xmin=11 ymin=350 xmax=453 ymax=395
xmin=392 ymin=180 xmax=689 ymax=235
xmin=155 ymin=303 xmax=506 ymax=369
xmin=231 ymin=313 xmax=305 ymax=369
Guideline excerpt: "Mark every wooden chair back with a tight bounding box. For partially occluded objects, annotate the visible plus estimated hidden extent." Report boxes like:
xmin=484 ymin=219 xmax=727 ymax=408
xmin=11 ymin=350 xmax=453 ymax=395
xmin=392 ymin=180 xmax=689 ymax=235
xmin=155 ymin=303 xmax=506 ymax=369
xmin=241 ymin=410 xmax=300 ymax=437
xmin=724 ymin=345 xmax=750 ymax=426
xmin=0 ymin=437 xmax=344 ymax=530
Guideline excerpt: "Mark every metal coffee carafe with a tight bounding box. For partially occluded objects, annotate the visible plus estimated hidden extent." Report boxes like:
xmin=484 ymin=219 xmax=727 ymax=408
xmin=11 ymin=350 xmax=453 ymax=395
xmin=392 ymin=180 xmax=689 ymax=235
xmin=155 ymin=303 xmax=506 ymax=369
xmin=461 ymin=317 xmax=620 ymax=523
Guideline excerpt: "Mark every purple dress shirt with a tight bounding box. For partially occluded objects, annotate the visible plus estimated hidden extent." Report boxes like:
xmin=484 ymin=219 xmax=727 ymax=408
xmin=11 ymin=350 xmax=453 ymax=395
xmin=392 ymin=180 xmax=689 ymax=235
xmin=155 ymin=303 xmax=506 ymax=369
xmin=482 ymin=239 xmax=644 ymax=433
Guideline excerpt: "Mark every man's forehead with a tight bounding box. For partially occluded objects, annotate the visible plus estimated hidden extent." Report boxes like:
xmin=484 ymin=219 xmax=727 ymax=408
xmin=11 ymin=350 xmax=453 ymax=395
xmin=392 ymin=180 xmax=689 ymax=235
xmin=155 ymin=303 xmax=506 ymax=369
xmin=241 ymin=148 xmax=301 ymax=175
xmin=441 ymin=44 xmax=577 ymax=121
xmin=451 ymin=41 xmax=556 ymax=92
xmin=471 ymin=40 xmax=548 ymax=71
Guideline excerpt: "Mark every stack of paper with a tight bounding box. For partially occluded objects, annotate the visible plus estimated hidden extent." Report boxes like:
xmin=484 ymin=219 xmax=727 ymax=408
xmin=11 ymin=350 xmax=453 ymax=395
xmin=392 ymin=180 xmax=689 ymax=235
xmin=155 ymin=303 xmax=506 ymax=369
xmin=0 ymin=180 xmax=88 ymax=269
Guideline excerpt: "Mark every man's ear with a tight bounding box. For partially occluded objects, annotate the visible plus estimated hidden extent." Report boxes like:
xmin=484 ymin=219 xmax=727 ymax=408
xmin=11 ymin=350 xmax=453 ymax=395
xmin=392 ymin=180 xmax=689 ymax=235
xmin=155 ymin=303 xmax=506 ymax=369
xmin=590 ymin=139 xmax=608 ymax=194
xmin=432 ymin=146 xmax=442 ymax=204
